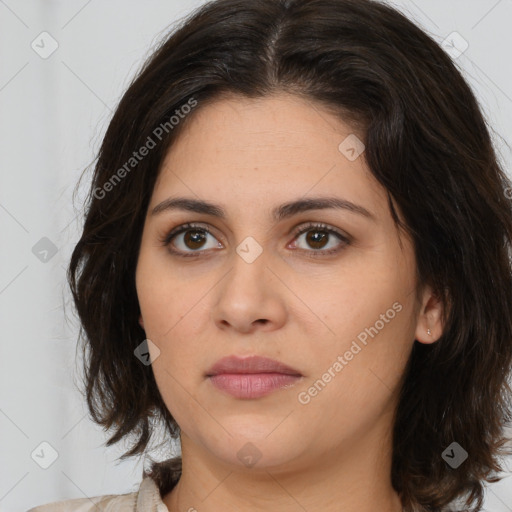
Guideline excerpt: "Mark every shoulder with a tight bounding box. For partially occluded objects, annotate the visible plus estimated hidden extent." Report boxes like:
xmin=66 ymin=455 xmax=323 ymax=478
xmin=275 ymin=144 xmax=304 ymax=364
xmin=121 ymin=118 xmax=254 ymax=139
xmin=27 ymin=458 xmax=180 ymax=512
xmin=27 ymin=491 xmax=137 ymax=512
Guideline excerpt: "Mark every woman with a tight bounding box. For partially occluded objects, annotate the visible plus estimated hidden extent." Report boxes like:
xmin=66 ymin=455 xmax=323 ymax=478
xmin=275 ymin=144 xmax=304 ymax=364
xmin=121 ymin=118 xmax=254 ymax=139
xmin=29 ymin=0 xmax=512 ymax=511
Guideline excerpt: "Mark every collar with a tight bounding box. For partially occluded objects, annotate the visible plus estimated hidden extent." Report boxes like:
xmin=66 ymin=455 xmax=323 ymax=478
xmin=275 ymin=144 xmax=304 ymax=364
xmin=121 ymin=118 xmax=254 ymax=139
xmin=136 ymin=475 xmax=169 ymax=511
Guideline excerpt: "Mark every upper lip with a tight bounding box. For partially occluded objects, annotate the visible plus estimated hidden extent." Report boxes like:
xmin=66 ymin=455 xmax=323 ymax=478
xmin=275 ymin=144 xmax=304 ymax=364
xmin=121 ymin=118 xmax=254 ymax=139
xmin=206 ymin=355 xmax=302 ymax=376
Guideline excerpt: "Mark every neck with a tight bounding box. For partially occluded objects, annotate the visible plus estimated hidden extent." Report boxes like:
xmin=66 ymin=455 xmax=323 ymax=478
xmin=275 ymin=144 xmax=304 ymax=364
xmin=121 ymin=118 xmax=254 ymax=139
xmin=163 ymin=422 xmax=402 ymax=512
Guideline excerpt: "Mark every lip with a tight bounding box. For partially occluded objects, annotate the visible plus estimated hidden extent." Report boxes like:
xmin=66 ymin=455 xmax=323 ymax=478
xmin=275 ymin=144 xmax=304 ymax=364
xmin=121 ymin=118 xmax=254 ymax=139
xmin=206 ymin=355 xmax=303 ymax=399
xmin=207 ymin=355 xmax=301 ymax=376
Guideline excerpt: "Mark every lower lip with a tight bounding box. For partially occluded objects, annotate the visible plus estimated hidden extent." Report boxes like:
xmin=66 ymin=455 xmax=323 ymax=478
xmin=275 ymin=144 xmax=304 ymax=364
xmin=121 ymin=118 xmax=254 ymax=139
xmin=208 ymin=373 xmax=302 ymax=399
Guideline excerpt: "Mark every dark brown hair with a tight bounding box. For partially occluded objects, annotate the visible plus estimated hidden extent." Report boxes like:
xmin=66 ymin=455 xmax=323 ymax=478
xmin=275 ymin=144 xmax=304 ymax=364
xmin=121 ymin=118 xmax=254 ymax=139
xmin=67 ymin=0 xmax=512 ymax=510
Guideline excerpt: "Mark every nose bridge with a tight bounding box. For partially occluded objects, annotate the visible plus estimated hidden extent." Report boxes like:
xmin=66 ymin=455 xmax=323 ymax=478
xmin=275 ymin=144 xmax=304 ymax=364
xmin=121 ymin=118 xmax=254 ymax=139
xmin=209 ymin=231 xmax=287 ymax=331
xmin=223 ymin=233 xmax=269 ymax=295
xmin=222 ymin=204 xmax=271 ymax=273
xmin=235 ymin=234 xmax=265 ymax=266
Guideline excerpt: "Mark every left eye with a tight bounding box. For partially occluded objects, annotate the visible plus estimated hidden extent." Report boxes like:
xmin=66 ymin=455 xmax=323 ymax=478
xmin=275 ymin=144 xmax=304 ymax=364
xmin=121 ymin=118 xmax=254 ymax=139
xmin=161 ymin=222 xmax=349 ymax=257
xmin=291 ymin=224 xmax=349 ymax=254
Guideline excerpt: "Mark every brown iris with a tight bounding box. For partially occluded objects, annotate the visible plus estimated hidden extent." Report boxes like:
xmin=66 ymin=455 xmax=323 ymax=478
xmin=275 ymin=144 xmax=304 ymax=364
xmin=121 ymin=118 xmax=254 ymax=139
xmin=184 ymin=230 xmax=207 ymax=250
xmin=305 ymin=230 xmax=329 ymax=250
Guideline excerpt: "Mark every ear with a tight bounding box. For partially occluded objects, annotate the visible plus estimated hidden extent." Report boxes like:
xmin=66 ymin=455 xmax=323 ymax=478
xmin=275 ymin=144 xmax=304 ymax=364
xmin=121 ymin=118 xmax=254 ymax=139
xmin=414 ymin=284 xmax=444 ymax=344
xmin=139 ymin=314 xmax=145 ymax=330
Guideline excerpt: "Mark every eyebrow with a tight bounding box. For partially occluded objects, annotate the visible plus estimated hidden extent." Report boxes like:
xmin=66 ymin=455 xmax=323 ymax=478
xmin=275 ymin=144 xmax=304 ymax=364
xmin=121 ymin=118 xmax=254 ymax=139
xmin=151 ymin=196 xmax=376 ymax=222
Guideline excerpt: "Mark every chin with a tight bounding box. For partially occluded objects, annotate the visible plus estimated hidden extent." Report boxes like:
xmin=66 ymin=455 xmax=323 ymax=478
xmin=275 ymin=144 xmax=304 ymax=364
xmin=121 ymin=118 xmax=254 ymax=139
xmin=205 ymin=429 xmax=303 ymax=472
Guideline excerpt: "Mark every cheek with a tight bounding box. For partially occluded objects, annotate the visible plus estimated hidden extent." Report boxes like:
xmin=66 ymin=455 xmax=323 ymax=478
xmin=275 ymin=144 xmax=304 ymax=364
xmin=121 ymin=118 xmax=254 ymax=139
xmin=149 ymin=333 xmax=223 ymax=443
xmin=293 ymin=312 xmax=413 ymax=445
xmin=136 ymin=248 xmax=198 ymax=338
xmin=135 ymin=249 xmax=207 ymax=366
xmin=296 ymin=274 xmax=415 ymax=407
xmin=310 ymin=268 xmax=410 ymax=344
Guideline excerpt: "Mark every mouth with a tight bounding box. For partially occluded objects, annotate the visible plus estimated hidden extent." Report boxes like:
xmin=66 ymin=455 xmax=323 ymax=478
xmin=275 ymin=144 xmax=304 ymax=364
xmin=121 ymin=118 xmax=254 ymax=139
xmin=206 ymin=355 xmax=303 ymax=399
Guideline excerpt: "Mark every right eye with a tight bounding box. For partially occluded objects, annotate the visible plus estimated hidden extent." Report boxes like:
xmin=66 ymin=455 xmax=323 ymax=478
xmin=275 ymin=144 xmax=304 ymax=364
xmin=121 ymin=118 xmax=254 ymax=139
xmin=161 ymin=223 xmax=223 ymax=257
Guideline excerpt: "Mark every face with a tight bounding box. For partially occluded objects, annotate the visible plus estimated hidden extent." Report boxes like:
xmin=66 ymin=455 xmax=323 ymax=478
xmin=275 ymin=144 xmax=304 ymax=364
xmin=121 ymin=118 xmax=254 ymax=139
xmin=135 ymin=92 xmax=440 ymax=473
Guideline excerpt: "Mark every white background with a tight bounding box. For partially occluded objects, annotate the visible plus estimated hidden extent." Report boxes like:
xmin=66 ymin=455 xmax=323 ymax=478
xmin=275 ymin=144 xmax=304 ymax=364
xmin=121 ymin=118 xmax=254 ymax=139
xmin=1 ymin=1 xmax=511 ymax=511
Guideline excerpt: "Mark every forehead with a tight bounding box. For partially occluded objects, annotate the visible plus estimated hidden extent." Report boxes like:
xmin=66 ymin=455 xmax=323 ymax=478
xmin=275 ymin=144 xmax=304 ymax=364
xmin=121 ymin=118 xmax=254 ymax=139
xmin=152 ymin=93 xmax=387 ymax=219
xmin=162 ymin=92 xmax=362 ymax=165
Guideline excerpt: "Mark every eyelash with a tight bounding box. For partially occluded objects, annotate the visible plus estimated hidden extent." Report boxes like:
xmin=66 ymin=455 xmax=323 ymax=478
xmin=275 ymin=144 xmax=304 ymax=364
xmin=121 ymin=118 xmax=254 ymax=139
xmin=160 ymin=222 xmax=351 ymax=259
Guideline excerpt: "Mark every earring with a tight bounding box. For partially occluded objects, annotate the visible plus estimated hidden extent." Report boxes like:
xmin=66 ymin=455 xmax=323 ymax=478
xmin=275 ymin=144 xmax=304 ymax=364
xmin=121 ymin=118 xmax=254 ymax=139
xmin=427 ymin=328 xmax=432 ymax=336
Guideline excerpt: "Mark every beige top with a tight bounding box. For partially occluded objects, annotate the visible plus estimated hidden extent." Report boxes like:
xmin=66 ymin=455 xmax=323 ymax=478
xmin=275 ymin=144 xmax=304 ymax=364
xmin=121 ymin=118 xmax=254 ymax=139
xmin=27 ymin=475 xmax=169 ymax=512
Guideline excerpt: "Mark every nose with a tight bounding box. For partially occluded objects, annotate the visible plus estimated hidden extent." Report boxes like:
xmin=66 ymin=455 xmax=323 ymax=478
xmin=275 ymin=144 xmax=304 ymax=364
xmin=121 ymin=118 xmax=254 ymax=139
xmin=210 ymin=246 xmax=288 ymax=334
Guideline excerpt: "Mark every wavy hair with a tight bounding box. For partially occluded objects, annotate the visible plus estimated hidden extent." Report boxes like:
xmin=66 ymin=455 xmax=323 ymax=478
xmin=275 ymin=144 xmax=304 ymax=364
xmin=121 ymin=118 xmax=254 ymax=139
xmin=67 ymin=0 xmax=512 ymax=510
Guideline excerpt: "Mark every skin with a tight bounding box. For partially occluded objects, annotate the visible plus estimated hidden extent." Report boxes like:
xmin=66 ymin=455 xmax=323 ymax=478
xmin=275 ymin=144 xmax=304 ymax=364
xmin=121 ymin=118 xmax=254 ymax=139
xmin=135 ymin=92 xmax=444 ymax=512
